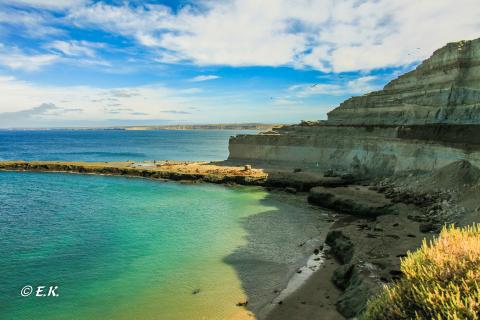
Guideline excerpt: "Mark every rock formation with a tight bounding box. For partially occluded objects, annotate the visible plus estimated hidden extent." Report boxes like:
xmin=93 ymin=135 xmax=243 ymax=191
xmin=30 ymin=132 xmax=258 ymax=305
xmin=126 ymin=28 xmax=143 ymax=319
xmin=329 ymin=39 xmax=480 ymax=125
xmin=228 ymin=38 xmax=480 ymax=176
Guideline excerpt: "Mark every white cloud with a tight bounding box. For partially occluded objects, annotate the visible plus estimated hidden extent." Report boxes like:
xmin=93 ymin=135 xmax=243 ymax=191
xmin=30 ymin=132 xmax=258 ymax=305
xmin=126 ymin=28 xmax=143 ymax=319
xmin=189 ymin=75 xmax=220 ymax=82
xmin=0 ymin=75 xmax=200 ymax=127
xmin=46 ymin=40 xmax=102 ymax=58
xmin=0 ymin=46 xmax=59 ymax=71
xmin=67 ymin=0 xmax=480 ymax=72
xmin=289 ymin=76 xmax=380 ymax=97
xmin=0 ymin=7 xmax=63 ymax=37
xmin=2 ymin=0 xmax=87 ymax=10
xmin=272 ymin=98 xmax=297 ymax=106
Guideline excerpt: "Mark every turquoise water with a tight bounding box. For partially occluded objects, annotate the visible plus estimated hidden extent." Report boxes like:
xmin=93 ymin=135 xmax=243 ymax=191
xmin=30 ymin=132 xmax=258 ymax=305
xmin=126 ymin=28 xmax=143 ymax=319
xmin=0 ymin=129 xmax=256 ymax=162
xmin=0 ymin=171 xmax=274 ymax=320
xmin=0 ymin=130 xmax=329 ymax=320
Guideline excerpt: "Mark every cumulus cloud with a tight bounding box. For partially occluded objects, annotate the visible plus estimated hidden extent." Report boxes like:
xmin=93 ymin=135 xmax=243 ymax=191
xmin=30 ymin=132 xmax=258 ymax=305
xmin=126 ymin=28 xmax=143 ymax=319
xmin=189 ymin=75 xmax=220 ymax=82
xmin=67 ymin=0 xmax=480 ymax=72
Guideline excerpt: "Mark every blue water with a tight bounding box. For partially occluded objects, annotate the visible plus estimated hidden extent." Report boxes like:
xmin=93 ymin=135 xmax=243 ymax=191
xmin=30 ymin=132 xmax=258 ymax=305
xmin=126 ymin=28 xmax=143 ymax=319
xmin=0 ymin=171 xmax=271 ymax=320
xmin=0 ymin=129 xmax=328 ymax=320
xmin=0 ymin=129 xmax=255 ymax=162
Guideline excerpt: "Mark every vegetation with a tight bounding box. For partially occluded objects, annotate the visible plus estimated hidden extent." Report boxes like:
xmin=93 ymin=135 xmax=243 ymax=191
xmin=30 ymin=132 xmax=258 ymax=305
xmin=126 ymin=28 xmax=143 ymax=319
xmin=362 ymin=224 xmax=480 ymax=320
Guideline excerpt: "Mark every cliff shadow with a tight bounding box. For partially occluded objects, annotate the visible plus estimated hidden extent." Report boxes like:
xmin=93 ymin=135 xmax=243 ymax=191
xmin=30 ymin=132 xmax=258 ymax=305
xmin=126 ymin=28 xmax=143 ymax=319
xmin=222 ymin=189 xmax=332 ymax=317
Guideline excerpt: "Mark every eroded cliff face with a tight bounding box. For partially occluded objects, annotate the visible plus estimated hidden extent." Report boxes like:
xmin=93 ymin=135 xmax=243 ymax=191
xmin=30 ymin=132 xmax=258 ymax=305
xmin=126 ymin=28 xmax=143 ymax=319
xmin=328 ymin=39 xmax=480 ymax=125
xmin=229 ymin=39 xmax=480 ymax=175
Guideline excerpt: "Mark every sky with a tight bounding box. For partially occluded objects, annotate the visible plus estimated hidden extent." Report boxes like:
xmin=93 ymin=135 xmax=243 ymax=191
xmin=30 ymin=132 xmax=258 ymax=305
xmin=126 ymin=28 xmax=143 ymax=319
xmin=0 ymin=0 xmax=479 ymax=128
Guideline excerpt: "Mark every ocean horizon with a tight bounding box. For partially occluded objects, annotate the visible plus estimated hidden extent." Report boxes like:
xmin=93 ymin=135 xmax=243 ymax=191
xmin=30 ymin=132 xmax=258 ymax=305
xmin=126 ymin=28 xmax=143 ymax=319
xmin=0 ymin=129 xmax=257 ymax=163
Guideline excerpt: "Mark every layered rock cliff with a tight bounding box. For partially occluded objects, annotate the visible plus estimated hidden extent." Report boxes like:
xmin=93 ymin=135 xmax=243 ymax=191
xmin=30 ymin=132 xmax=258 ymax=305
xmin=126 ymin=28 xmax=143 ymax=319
xmin=228 ymin=38 xmax=480 ymax=176
xmin=328 ymin=39 xmax=480 ymax=125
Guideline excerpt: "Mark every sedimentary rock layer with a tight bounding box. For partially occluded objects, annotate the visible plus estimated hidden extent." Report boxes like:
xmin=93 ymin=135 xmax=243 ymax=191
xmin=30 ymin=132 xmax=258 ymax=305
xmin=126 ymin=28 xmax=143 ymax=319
xmin=230 ymin=124 xmax=480 ymax=175
xmin=328 ymin=39 xmax=480 ymax=125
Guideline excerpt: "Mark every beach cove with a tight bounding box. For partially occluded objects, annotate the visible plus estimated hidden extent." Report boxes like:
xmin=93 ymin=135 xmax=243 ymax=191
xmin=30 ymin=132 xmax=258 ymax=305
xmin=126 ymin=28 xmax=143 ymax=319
xmin=0 ymin=165 xmax=333 ymax=320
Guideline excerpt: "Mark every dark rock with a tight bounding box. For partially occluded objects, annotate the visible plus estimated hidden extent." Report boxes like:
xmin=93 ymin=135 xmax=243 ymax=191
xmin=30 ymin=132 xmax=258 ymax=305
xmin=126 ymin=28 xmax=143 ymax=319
xmin=192 ymin=289 xmax=200 ymax=295
xmin=236 ymin=301 xmax=248 ymax=307
xmin=284 ymin=187 xmax=297 ymax=194
xmin=325 ymin=230 xmax=354 ymax=264
xmin=419 ymin=222 xmax=435 ymax=233
xmin=357 ymin=223 xmax=369 ymax=230
xmin=407 ymin=215 xmax=428 ymax=222
xmin=389 ymin=270 xmax=403 ymax=277
xmin=332 ymin=264 xmax=354 ymax=290
xmin=313 ymin=248 xmax=320 ymax=255
xmin=308 ymin=188 xmax=394 ymax=218
xmin=386 ymin=234 xmax=400 ymax=239
xmin=334 ymin=262 xmax=382 ymax=318
xmin=293 ymin=168 xmax=302 ymax=173
xmin=324 ymin=169 xmax=338 ymax=177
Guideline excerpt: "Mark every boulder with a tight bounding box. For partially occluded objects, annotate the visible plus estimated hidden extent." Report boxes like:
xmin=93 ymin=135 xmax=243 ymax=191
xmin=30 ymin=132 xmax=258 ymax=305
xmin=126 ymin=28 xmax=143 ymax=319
xmin=308 ymin=186 xmax=394 ymax=218
xmin=334 ymin=262 xmax=382 ymax=318
xmin=325 ymin=230 xmax=354 ymax=264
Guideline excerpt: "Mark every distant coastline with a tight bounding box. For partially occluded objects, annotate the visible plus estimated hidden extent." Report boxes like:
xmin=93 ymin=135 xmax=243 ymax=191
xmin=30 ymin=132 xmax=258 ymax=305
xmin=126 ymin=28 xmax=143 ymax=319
xmin=0 ymin=123 xmax=284 ymax=131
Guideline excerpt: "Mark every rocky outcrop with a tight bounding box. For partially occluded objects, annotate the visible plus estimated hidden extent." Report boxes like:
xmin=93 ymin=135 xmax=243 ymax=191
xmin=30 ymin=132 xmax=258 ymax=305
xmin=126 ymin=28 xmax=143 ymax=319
xmin=308 ymin=186 xmax=394 ymax=218
xmin=229 ymin=38 xmax=480 ymax=176
xmin=0 ymin=161 xmax=267 ymax=186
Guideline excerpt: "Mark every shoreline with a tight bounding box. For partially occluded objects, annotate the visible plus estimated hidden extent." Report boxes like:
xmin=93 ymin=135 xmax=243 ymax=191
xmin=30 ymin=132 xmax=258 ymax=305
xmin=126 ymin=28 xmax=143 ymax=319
xmin=1 ymin=159 xmax=460 ymax=319
xmin=0 ymin=160 xmax=267 ymax=186
xmin=257 ymin=243 xmax=327 ymax=318
xmin=0 ymin=160 xmax=339 ymax=319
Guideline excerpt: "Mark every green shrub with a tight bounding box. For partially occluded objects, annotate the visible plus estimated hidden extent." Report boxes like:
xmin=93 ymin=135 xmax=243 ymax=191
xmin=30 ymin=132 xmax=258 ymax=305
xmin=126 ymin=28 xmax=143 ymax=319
xmin=362 ymin=224 xmax=480 ymax=320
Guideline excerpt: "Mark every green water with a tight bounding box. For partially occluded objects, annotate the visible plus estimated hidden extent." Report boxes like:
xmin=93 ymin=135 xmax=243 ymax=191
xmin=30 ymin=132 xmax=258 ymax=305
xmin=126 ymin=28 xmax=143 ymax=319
xmin=0 ymin=171 xmax=277 ymax=320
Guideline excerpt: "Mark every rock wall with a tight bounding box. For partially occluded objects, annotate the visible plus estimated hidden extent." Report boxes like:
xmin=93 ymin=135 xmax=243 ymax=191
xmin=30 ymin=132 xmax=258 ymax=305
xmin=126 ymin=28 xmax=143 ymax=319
xmin=228 ymin=38 xmax=480 ymax=175
xmin=228 ymin=124 xmax=480 ymax=175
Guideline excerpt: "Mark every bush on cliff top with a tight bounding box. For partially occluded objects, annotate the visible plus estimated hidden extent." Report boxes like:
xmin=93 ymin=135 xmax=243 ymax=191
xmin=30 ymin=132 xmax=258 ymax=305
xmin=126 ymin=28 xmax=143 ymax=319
xmin=362 ymin=224 xmax=480 ymax=320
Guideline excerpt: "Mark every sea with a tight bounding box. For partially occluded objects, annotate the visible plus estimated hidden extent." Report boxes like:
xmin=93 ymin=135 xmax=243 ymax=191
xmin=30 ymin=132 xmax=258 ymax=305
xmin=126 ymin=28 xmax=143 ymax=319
xmin=0 ymin=130 xmax=329 ymax=320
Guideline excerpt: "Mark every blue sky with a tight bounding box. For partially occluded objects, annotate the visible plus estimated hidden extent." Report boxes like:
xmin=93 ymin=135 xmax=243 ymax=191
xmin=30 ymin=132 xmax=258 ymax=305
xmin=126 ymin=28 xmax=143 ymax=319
xmin=0 ymin=0 xmax=479 ymax=128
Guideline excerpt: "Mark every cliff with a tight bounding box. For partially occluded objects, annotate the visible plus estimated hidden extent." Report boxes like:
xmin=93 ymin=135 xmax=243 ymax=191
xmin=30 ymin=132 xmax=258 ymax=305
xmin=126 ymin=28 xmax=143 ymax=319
xmin=228 ymin=38 xmax=480 ymax=176
xmin=328 ymin=39 xmax=480 ymax=125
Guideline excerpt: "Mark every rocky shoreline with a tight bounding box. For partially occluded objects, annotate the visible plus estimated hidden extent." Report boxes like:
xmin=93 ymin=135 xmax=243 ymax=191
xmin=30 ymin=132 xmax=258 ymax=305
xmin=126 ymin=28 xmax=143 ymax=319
xmin=1 ymin=159 xmax=478 ymax=319
xmin=0 ymin=160 xmax=267 ymax=185
xmin=261 ymin=160 xmax=476 ymax=319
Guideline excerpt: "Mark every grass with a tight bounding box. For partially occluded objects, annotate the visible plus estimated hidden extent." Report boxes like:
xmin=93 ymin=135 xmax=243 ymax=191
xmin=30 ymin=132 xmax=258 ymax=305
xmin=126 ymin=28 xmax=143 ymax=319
xmin=362 ymin=224 xmax=480 ymax=320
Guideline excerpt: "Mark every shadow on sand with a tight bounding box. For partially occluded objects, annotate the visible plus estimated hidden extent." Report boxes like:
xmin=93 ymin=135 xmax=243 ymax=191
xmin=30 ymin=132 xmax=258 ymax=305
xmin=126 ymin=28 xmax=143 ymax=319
xmin=223 ymin=189 xmax=332 ymax=318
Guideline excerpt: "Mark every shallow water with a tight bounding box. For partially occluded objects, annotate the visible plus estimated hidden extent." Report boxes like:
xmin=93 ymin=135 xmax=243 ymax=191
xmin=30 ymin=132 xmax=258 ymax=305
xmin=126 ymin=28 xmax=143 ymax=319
xmin=0 ymin=171 xmax=267 ymax=319
xmin=0 ymin=171 xmax=329 ymax=320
